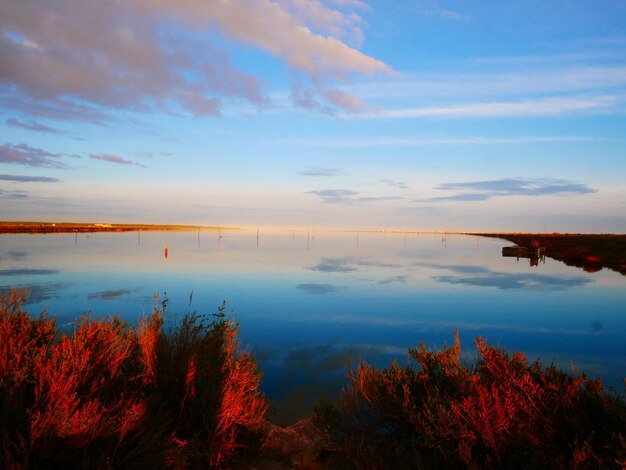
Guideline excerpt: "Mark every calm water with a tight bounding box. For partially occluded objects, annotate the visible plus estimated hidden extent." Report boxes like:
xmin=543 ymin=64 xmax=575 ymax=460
xmin=2 ymin=230 xmax=624 ymax=422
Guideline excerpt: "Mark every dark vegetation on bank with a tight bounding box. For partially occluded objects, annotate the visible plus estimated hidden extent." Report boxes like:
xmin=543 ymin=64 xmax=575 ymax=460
xmin=0 ymin=221 xmax=236 ymax=234
xmin=1 ymin=290 xmax=625 ymax=468
xmin=474 ymin=233 xmax=626 ymax=275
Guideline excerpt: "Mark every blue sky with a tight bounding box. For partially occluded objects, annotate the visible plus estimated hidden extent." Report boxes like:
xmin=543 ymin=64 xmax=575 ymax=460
xmin=1 ymin=0 xmax=625 ymax=231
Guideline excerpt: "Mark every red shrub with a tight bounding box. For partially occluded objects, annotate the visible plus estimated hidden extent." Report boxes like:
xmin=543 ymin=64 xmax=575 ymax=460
xmin=0 ymin=290 xmax=267 ymax=468
xmin=337 ymin=332 xmax=626 ymax=469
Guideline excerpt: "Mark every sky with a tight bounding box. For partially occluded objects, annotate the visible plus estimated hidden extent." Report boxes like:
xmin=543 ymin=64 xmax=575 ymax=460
xmin=1 ymin=0 xmax=625 ymax=232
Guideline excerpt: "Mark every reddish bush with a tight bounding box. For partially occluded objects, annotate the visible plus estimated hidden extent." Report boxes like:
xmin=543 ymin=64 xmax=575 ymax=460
xmin=0 ymin=290 xmax=267 ymax=468
xmin=335 ymin=332 xmax=626 ymax=469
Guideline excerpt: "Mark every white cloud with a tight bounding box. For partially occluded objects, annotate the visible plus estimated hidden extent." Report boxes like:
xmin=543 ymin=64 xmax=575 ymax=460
xmin=282 ymin=135 xmax=596 ymax=148
xmin=0 ymin=0 xmax=389 ymax=119
xmin=360 ymin=95 xmax=618 ymax=119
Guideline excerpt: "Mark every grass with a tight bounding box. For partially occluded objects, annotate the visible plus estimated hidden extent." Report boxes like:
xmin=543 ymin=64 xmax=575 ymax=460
xmin=0 ymin=290 xmax=267 ymax=468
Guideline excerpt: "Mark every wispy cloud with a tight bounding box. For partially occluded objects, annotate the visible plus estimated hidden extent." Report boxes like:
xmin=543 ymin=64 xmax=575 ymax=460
xmin=379 ymin=179 xmax=409 ymax=189
xmin=361 ymin=95 xmax=617 ymax=119
xmin=355 ymin=66 xmax=626 ymax=100
xmin=307 ymin=189 xmax=359 ymax=204
xmin=299 ymin=166 xmax=341 ymax=177
xmin=6 ymin=118 xmax=62 ymax=134
xmin=0 ymin=143 xmax=67 ymax=168
xmin=377 ymin=275 xmax=407 ymax=285
xmin=0 ymin=189 xmax=28 ymax=199
xmin=308 ymin=188 xmax=403 ymax=205
xmin=417 ymin=178 xmax=597 ymax=203
xmin=417 ymin=193 xmax=492 ymax=203
xmin=284 ymin=135 xmax=596 ymax=148
xmin=0 ymin=174 xmax=59 ymax=183
xmin=89 ymin=153 xmax=144 ymax=167
xmin=422 ymin=9 xmax=470 ymax=21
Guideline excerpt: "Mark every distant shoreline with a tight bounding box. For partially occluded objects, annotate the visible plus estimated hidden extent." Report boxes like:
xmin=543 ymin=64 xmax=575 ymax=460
xmin=0 ymin=221 xmax=240 ymax=234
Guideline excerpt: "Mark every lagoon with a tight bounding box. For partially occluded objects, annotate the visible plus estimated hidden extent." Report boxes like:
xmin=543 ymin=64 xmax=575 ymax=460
xmin=1 ymin=230 xmax=624 ymax=422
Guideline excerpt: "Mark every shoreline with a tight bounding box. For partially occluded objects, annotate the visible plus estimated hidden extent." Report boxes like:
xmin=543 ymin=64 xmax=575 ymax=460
xmin=470 ymin=232 xmax=626 ymax=276
xmin=2 ymin=221 xmax=624 ymax=275
xmin=0 ymin=221 xmax=240 ymax=234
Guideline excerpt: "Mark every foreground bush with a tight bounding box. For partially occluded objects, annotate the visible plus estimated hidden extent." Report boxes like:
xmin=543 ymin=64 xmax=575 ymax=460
xmin=331 ymin=332 xmax=625 ymax=469
xmin=0 ymin=290 xmax=267 ymax=468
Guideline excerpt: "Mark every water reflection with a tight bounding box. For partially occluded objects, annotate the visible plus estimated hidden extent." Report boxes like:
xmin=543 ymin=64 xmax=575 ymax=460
xmin=0 ymin=268 xmax=59 ymax=276
xmin=0 ymin=230 xmax=624 ymax=417
xmin=426 ymin=264 xmax=593 ymax=290
xmin=87 ymin=289 xmax=135 ymax=301
xmin=1 ymin=282 xmax=71 ymax=305
xmin=296 ymin=283 xmax=344 ymax=295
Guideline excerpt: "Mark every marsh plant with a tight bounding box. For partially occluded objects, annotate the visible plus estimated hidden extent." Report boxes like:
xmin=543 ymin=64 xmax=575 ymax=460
xmin=0 ymin=290 xmax=267 ymax=468
xmin=320 ymin=331 xmax=625 ymax=469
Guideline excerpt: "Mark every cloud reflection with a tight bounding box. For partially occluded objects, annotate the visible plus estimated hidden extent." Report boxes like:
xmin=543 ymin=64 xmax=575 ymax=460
xmin=0 ymin=268 xmax=58 ymax=276
xmin=260 ymin=343 xmax=381 ymax=424
xmin=421 ymin=263 xmax=593 ymax=290
xmin=307 ymin=257 xmax=399 ymax=273
xmin=87 ymin=289 xmax=134 ymax=301
xmin=296 ymin=283 xmax=342 ymax=295
xmin=0 ymin=283 xmax=69 ymax=304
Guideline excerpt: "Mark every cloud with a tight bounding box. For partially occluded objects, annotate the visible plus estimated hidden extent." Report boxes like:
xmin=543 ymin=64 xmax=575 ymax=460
xmin=307 ymin=188 xmax=404 ymax=205
xmin=89 ymin=153 xmax=144 ymax=167
xmin=420 ymin=9 xmax=470 ymax=21
xmin=136 ymin=150 xmax=174 ymax=158
xmin=0 ymin=174 xmax=59 ymax=182
xmin=354 ymin=65 xmax=626 ymax=101
xmin=276 ymin=0 xmax=366 ymax=45
xmin=284 ymin=135 xmax=596 ymax=148
xmin=0 ymin=143 xmax=67 ymax=168
xmin=296 ymin=283 xmax=342 ymax=295
xmin=322 ymin=88 xmax=370 ymax=112
xmin=436 ymin=178 xmax=597 ymax=196
xmin=1 ymin=0 xmax=388 ymax=120
xmin=308 ymin=188 xmax=359 ymax=204
xmin=416 ymin=193 xmax=492 ymax=203
xmin=0 ymin=95 xmax=113 ymax=125
xmin=417 ymin=178 xmax=597 ymax=203
xmin=379 ymin=179 xmax=409 ymax=189
xmin=299 ymin=166 xmax=341 ymax=177
xmin=0 ymin=189 xmax=27 ymax=199
xmin=377 ymin=275 xmax=407 ymax=285
xmin=360 ymin=95 xmax=618 ymax=119
xmin=6 ymin=118 xmax=61 ymax=133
